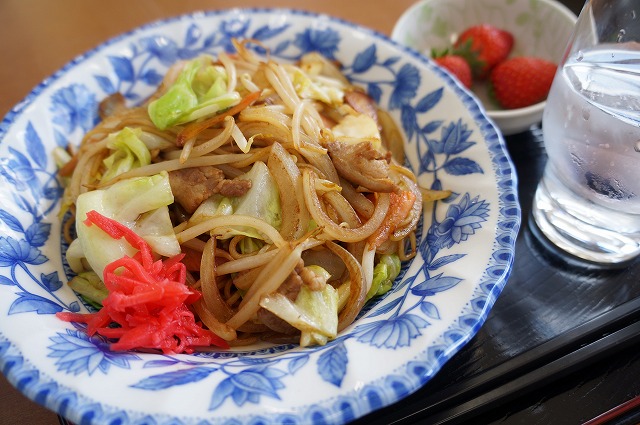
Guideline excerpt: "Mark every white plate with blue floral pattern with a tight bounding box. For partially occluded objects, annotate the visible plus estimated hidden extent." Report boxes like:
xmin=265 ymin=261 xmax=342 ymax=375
xmin=0 ymin=9 xmax=520 ymax=425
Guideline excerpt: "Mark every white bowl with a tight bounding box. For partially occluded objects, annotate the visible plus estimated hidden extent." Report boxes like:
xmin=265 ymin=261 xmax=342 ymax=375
xmin=392 ymin=0 xmax=578 ymax=135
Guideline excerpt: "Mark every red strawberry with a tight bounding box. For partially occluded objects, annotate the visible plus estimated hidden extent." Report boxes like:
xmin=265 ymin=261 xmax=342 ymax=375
xmin=454 ymin=24 xmax=514 ymax=79
xmin=489 ymin=56 xmax=557 ymax=109
xmin=433 ymin=54 xmax=473 ymax=88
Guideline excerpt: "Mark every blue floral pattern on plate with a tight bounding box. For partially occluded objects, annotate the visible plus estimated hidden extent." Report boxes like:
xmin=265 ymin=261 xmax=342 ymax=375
xmin=0 ymin=9 xmax=520 ymax=425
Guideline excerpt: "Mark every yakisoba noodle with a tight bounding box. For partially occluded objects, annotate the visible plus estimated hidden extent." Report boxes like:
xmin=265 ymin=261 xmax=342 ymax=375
xmin=57 ymin=39 xmax=450 ymax=350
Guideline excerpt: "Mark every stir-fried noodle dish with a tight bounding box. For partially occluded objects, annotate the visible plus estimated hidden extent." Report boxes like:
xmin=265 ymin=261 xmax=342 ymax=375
xmin=55 ymin=39 xmax=449 ymax=353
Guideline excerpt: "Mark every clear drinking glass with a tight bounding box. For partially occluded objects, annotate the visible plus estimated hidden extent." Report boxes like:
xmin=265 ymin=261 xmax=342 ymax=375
xmin=532 ymin=0 xmax=640 ymax=265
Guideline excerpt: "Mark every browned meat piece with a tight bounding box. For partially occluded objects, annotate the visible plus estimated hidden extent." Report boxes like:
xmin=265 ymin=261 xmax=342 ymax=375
xmin=256 ymin=259 xmax=331 ymax=334
xmin=256 ymin=309 xmax=299 ymax=335
xmin=278 ymin=260 xmax=304 ymax=300
xmin=168 ymin=166 xmax=251 ymax=213
xmin=344 ymin=90 xmax=379 ymax=127
xmin=327 ymin=141 xmax=397 ymax=193
xmin=319 ymin=113 xmax=338 ymax=129
xmin=299 ymin=266 xmax=326 ymax=291
xmin=217 ymin=179 xmax=253 ymax=197
xmin=98 ymin=93 xmax=127 ymax=119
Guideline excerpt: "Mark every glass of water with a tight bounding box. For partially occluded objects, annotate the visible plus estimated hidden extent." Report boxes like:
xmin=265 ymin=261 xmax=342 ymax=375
xmin=532 ymin=0 xmax=640 ymax=265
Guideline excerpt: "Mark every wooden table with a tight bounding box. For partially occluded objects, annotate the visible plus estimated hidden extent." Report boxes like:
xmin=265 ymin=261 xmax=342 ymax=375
xmin=0 ymin=0 xmax=418 ymax=117
xmin=7 ymin=2 xmax=638 ymax=425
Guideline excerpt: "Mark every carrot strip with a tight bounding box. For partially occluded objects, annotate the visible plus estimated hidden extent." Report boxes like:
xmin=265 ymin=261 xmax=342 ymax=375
xmin=58 ymin=153 xmax=79 ymax=177
xmin=368 ymin=191 xmax=417 ymax=248
xmin=176 ymin=91 xmax=261 ymax=147
xmin=181 ymin=246 xmax=203 ymax=272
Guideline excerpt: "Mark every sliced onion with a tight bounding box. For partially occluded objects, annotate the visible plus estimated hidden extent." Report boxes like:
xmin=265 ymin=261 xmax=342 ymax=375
xmin=361 ymin=244 xmax=376 ymax=295
xmin=299 ymin=148 xmax=340 ymax=183
xmin=200 ymin=238 xmax=235 ymax=322
xmin=301 ymin=247 xmax=346 ymax=280
xmin=302 ymin=168 xmax=390 ymax=243
xmin=231 ymin=266 xmax=265 ymax=291
xmin=267 ymin=142 xmax=310 ymax=241
xmin=237 ymin=120 xmax=293 ymax=146
xmin=324 ymin=190 xmax=361 ymax=227
xmin=65 ymin=138 xmax=109 ymax=202
xmin=339 ymin=178 xmax=374 ymax=219
xmin=378 ymin=108 xmax=405 ymax=164
xmin=325 ymin=241 xmax=367 ymax=331
xmin=191 ymin=298 xmax=237 ymax=341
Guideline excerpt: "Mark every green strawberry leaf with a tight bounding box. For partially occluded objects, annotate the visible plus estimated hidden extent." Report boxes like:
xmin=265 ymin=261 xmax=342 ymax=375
xmin=452 ymin=39 xmax=486 ymax=75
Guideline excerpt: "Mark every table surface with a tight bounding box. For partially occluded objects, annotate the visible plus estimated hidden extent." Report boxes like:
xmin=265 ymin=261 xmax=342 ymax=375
xmin=3 ymin=1 xmax=639 ymax=424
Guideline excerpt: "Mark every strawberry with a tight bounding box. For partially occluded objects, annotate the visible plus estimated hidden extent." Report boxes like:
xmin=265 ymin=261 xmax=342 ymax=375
xmin=433 ymin=54 xmax=473 ymax=89
xmin=489 ymin=56 xmax=557 ymax=109
xmin=454 ymin=24 xmax=514 ymax=79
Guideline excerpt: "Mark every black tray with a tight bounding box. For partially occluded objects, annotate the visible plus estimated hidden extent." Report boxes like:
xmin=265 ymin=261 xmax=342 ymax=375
xmin=353 ymin=119 xmax=640 ymax=424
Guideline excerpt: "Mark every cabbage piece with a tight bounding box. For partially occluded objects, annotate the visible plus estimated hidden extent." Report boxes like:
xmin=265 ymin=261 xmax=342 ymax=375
xmin=65 ymin=238 xmax=87 ymax=274
xmin=239 ymin=237 xmax=264 ymax=254
xmin=68 ymin=271 xmax=108 ymax=306
xmin=73 ymin=172 xmax=180 ymax=278
xmin=290 ymin=67 xmax=344 ymax=106
xmin=233 ymin=161 xmax=282 ymax=231
xmin=366 ymin=254 xmax=401 ymax=300
xmin=190 ymin=194 xmax=234 ymax=224
xmin=332 ymin=114 xmax=382 ymax=150
xmin=101 ymin=127 xmax=151 ymax=182
xmin=148 ymin=56 xmax=241 ymax=129
xmin=181 ymin=92 xmax=241 ymax=124
xmin=134 ymin=207 xmax=181 ymax=257
xmin=148 ymin=59 xmax=199 ymax=129
xmin=259 ymin=267 xmax=338 ymax=347
xmin=100 ymin=171 xmax=173 ymax=221
xmin=74 ymin=190 xmax=137 ymax=276
xmin=192 ymin=64 xmax=227 ymax=100
xmin=189 ymin=161 xmax=281 ymax=240
xmin=137 ymin=131 xmax=175 ymax=151
xmin=52 ymin=146 xmax=72 ymax=170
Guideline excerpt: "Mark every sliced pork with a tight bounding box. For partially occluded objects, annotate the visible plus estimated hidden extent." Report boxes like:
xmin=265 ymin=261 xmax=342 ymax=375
xmin=168 ymin=166 xmax=251 ymax=213
xmin=327 ymin=141 xmax=397 ymax=193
